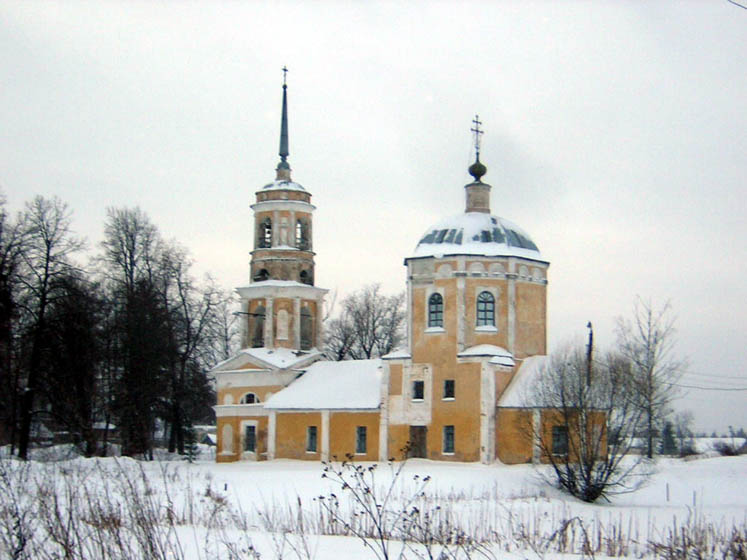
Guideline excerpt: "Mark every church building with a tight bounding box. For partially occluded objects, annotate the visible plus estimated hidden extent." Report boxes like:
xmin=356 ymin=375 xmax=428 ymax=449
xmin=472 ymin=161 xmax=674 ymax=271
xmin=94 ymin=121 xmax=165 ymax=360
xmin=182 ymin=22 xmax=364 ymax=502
xmin=212 ymin=77 xmax=560 ymax=464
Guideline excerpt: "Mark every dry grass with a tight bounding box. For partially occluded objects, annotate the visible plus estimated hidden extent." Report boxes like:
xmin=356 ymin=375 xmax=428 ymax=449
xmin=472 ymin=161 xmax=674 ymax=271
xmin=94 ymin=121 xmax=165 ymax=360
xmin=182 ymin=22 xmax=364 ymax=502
xmin=0 ymin=455 xmax=745 ymax=559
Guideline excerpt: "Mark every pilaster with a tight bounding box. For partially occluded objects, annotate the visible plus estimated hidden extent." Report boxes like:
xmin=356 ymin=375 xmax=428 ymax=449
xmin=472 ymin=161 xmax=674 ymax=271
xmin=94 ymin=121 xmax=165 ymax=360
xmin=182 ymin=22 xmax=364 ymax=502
xmin=321 ymin=410 xmax=330 ymax=462
xmin=480 ymin=362 xmax=496 ymax=464
xmin=265 ymin=297 xmax=274 ymax=348
xmin=293 ymin=297 xmax=301 ymax=349
xmin=268 ymin=410 xmax=276 ymax=460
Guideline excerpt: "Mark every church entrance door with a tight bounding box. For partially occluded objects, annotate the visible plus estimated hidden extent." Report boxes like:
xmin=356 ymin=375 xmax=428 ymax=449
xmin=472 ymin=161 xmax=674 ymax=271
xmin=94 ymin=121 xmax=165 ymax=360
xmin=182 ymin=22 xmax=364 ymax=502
xmin=408 ymin=426 xmax=427 ymax=458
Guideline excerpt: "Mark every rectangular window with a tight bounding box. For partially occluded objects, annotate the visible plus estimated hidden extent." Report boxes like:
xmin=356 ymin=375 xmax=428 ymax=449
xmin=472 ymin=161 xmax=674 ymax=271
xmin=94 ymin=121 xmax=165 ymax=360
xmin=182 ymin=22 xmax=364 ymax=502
xmin=306 ymin=426 xmax=318 ymax=453
xmin=552 ymin=426 xmax=568 ymax=455
xmin=244 ymin=425 xmax=256 ymax=452
xmin=443 ymin=425 xmax=455 ymax=454
xmin=443 ymin=379 xmax=455 ymax=399
xmin=355 ymin=426 xmax=367 ymax=454
xmin=412 ymin=380 xmax=424 ymax=400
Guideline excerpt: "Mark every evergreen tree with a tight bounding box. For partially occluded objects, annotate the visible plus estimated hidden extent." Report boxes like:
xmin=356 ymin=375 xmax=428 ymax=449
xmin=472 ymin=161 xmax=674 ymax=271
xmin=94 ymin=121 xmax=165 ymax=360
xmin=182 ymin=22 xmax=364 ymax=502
xmin=659 ymin=421 xmax=677 ymax=455
xmin=183 ymin=425 xmax=200 ymax=463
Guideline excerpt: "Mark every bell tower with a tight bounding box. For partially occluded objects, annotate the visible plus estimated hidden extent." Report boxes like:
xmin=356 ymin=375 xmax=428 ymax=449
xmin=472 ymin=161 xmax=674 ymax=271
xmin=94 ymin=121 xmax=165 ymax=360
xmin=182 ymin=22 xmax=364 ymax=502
xmin=237 ymin=68 xmax=327 ymax=352
xmin=250 ymin=67 xmax=316 ymax=285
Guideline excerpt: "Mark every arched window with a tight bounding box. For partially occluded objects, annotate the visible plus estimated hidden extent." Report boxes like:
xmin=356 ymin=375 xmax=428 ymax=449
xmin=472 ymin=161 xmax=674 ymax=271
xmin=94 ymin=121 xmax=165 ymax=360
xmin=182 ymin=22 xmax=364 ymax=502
xmin=251 ymin=305 xmax=265 ymax=348
xmin=254 ymin=268 xmax=269 ymax=282
xmin=300 ymin=306 xmax=313 ymax=350
xmin=299 ymin=269 xmax=313 ymax=285
xmin=476 ymin=291 xmax=495 ymax=326
xmin=428 ymin=293 xmax=443 ymax=328
xmin=258 ymin=218 xmax=272 ymax=248
xmin=240 ymin=393 xmax=260 ymax=404
xmin=296 ymin=219 xmax=309 ymax=250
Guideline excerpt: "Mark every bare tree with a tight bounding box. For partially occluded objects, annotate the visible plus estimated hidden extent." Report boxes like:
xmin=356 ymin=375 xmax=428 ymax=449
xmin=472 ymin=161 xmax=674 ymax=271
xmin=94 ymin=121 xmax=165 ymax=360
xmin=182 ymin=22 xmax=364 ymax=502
xmin=157 ymin=244 xmax=222 ymax=453
xmin=616 ymin=299 xmax=686 ymax=459
xmin=205 ymin=289 xmax=239 ymax=365
xmin=100 ymin=207 xmax=166 ymax=458
xmin=528 ymin=344 xmax=650 ymax=503
xmin=39 ymin=273 xmax=103 ymax=456
xmin=0 ymin=194 xmax=27 ymax=450
xmin=16 ymin=196 xmax=83 ymax=459
xmin=325 ymin=284 xmax=405 ymax=360
xmin=325 ymin=307 xmax=357 ymax=361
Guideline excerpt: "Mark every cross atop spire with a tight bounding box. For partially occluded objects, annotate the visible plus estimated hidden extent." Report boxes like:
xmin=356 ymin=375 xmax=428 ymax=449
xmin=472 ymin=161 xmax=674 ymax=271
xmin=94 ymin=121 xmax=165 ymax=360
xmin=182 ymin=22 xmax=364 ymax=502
xmin=468 ymin=115 xmax=487 ymax=183
xmin=276 ymin=66 xmax=291 ymax=180
xmin=470 ymin=114 xmax=484 ymax=161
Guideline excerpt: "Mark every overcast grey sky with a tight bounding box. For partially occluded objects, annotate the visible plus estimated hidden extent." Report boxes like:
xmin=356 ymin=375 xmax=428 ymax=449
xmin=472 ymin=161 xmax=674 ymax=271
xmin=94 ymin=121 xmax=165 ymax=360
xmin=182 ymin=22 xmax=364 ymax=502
xmin=1 ymin=1 xmax=745 ymax=433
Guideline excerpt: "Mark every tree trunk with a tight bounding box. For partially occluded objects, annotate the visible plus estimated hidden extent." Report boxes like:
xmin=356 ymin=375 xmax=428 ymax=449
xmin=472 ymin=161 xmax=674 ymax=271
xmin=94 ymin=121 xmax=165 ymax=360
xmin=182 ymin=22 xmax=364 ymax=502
xmin=18 ymin=312 xmax=46 ymax=460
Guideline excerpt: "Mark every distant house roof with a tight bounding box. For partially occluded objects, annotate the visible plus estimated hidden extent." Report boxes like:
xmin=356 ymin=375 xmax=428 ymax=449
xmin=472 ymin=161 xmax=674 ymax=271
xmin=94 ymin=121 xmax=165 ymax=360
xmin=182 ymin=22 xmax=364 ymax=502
xmin=498 ymin=355 xmax=549 ymax=407
xmin=265 ymin=359 xmax=382 ymax=410
xmin=458 ymin=344 xmax=515 ymax=367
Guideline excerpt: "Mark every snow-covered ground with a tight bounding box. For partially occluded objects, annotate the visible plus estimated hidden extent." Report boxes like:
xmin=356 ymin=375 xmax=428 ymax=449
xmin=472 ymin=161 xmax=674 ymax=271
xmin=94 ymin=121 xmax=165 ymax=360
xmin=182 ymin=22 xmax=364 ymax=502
xmin=1 ymin=446 xmax=745 ymax=559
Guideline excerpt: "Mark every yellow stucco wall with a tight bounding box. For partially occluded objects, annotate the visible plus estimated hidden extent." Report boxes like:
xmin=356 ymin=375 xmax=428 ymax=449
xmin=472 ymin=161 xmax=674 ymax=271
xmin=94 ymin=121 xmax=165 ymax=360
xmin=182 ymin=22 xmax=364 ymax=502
xmin=387 ymin=424 xmax=411 ymax=461
xmin=428 ymin=361 xmax=482 ymax=462
xmin=217 ymin=385 xmax=284 ymax=406
xmin=275 ymin=412 xmax=321 ymax=460
xmin=389 ymin=364 xmax=402 ymax=396
xmin=515 ymin=282 xmax=547 ymax=358
xmin=216 ymin=415 xmax=269 ymax=463
xmin=495 ymin=408 xmax=534 ymax=464
xmin=329 ymin=412 xmax=380 ymax=461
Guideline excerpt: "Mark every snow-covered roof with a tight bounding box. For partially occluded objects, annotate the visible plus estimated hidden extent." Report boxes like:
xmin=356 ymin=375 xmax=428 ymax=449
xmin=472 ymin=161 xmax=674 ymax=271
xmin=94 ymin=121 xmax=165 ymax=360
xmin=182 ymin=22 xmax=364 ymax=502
xmin=260 ymin=179 xmax=307 ymax=192
xmin=410 ymin=212 xmax=544 ymax=261
xmin=498 ymin=355 xmax=549 ymax=407
xmin=242 ymin=347 xmax=323 ymax=370
xmin=264 ymin=359 xmax=382 ymax=410
xmin=211 ymin=347 xmax=324 ymax=372
xmin=382 ymin=348 xmax=411 ymax=360
xmin=244 ymin=279 xmax=312 ymax=288
xmin=458 ymin=344 xmax=515 ymax=367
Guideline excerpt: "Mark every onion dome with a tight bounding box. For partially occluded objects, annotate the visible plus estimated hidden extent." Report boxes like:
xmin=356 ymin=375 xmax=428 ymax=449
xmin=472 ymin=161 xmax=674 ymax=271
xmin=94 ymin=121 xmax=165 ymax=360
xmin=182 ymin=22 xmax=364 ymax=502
xmin=412 ymin=212 xmax=543 ymax=260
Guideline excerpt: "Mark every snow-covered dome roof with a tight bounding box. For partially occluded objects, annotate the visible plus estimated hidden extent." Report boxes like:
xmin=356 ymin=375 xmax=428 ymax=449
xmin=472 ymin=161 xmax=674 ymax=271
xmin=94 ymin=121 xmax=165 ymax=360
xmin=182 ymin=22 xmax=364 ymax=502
xmin=411 ymin=212 xmax=543 ymax=260
xmin=260 ymin=179 xmax=307 ymax=192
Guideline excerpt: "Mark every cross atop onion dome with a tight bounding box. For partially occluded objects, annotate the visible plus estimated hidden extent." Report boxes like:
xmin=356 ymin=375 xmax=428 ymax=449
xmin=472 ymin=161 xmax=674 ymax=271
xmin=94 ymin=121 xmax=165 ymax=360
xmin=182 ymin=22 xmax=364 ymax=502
xmin=468 ymin=114 xmax=487 ymax=182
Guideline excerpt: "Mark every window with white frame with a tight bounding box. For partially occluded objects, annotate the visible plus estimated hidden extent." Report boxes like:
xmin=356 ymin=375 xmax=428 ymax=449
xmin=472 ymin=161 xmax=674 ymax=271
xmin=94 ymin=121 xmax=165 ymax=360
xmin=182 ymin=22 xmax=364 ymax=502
xmin=306 ymin=426 xmax=318 ymax=453
xmin=240 ymin=392 xmax=260 ymax=404
xmin=443 ymin=425 xmax=455 ymax=454
xmin=443 ymin=379 xmax=455 ymax=399
xmin=355 ymin=426 xmax=367 ymax=454
xmin=476 ymin=291 xmax=495 ymax=326
xmin=428 ymin=293 xmax=443 ymax=328
xmin=244 ymin=425 xmax=256 ymax=452
xmin=412 ymin=380 xmax=425 ymax=401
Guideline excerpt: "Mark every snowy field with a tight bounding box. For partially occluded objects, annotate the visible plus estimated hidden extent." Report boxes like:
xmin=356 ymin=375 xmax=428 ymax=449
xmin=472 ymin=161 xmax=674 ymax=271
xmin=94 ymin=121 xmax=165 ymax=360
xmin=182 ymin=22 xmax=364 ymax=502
xmin=1 ymin=446 xmax=745 ymax=559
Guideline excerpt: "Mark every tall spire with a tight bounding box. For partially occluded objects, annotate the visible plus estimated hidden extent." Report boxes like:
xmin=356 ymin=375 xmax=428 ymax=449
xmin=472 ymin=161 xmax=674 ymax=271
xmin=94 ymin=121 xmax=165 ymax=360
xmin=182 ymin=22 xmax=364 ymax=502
xmin=276 ymin=66 xmax=291 ymax=180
